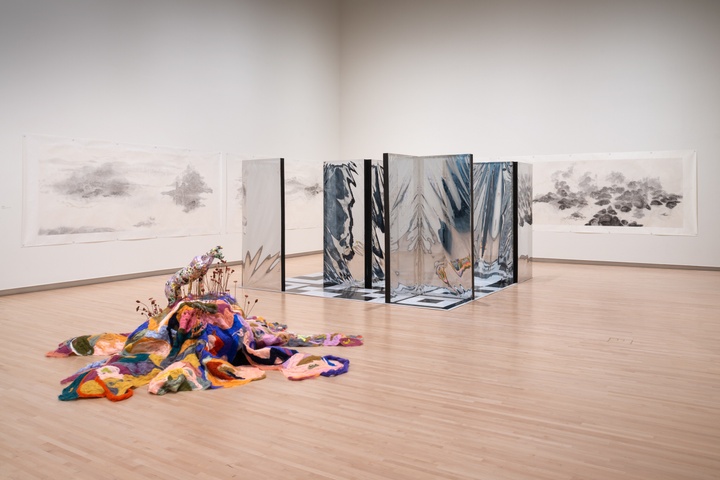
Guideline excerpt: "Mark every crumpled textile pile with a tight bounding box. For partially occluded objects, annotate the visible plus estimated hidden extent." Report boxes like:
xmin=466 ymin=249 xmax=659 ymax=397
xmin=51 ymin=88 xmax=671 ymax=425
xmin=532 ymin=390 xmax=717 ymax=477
xmin=48 ymin=294 xmax=362 ymax=401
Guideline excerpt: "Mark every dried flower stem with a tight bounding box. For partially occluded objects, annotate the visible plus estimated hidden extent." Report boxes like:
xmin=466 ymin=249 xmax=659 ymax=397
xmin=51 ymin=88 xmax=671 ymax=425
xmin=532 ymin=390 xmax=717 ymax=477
xmin=135 ymin=297 xmax=163 ymax=319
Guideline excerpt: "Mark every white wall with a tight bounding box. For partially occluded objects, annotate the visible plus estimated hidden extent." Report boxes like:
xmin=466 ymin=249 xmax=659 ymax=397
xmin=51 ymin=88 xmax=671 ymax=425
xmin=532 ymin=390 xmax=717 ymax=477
xmin=0 ymin=0 xmax=339 ymax=291
xmin=340 ymin=0 xmax=720 ymax=267
xmin=3 ymin=0 xmax=719 ymax=293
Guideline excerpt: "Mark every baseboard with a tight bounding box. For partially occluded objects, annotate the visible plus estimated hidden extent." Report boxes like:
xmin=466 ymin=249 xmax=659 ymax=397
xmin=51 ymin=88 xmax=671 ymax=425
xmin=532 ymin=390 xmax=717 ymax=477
xmin=533 ymin=257 xmax=720 ymax=271
xmin=5 ymin=252 xmax=713 ymax=297
xmin=0 ymin=250 xmax=323 ymax=297
xmin=0 ymin=267 xmax=189 ymax=297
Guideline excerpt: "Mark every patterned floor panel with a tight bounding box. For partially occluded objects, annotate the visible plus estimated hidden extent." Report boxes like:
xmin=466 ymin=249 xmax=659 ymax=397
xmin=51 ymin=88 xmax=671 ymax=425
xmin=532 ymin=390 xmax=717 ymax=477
xmin=284 ymin=273 xmax=510 ymax=311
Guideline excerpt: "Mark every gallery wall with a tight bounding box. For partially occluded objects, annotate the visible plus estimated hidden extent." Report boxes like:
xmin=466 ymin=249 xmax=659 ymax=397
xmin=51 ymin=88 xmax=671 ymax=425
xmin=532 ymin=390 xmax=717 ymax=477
xmin=3 ymin=0 xmax=719 ymax=293
xmin=339 ymin=0 xmax=720 ymax=268
xmin=0 ymin=0 xmax=340 ymax=291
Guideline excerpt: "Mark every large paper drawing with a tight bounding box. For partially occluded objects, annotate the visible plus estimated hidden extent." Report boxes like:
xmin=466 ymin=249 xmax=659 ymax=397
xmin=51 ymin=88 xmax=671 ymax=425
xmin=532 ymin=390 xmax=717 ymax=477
xmin=530 ymin=151 xmax=697 ymax=235
xmin=284 ymin=161 xmax=323 ymax=231
xmin=23 ymin=135 xmax=222 ymax=246
xmin=225 ymin=154 xmax=245 ymax=235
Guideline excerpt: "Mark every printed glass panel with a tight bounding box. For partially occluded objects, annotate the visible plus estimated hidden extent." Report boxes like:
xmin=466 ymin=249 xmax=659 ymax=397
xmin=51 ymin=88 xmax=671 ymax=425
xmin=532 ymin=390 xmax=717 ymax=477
xmin=386 ymin=154 xmax=473 ymax=302
xmin=323 ymin=161 xmax=365 ymax=286
xmin=242 ymin=158 xmax=284 ymax=291
xmin=516 ymin=161 xmax=533 ymax=282
xmin=473 ymin=162 xmax=514 ymax=291
xmin=370 ymin=160 xmax=385 ymax=286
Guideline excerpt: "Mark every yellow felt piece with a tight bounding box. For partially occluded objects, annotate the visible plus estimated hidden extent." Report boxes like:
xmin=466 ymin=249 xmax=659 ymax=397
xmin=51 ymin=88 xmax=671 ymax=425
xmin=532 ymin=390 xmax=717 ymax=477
xmin=78 ymin=380 xmax=105 ymax=396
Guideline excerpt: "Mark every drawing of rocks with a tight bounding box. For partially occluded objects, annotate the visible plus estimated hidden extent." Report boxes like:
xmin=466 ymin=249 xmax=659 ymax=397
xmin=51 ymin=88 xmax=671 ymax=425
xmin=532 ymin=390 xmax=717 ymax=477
xmin=162 ymin=165 xmax=213 ymax=213
xmin=535 ymin=166 xmax=682 ymax=227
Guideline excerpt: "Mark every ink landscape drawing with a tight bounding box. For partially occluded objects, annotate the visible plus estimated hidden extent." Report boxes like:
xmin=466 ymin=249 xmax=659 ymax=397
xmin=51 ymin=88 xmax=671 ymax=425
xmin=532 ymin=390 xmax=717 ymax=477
xmin=284 ymin=162 xmax=323 ymax=231
xmin=23 ymin=135 xmax=222 ymax=246
xmin=225 ymin=154 xmax=245 ymax=234
xmin=530 ymin=151 xmax=696 ymax=235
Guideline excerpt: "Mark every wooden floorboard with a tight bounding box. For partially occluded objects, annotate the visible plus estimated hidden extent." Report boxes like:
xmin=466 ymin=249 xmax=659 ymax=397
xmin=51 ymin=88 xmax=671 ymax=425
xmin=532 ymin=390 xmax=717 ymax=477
xmin=0 ymin=256 xmax=718 ymax=479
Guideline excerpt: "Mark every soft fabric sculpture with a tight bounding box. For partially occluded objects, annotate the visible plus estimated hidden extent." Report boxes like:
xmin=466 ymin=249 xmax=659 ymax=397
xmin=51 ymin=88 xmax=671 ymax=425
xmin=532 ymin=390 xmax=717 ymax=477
xmin=48 ymin=247 xmax=362 ymax=401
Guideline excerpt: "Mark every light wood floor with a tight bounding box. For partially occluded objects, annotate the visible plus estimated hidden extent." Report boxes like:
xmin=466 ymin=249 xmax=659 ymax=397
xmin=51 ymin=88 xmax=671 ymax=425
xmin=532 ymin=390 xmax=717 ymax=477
xmin=1 ymin=256 xmax=719 ymax=479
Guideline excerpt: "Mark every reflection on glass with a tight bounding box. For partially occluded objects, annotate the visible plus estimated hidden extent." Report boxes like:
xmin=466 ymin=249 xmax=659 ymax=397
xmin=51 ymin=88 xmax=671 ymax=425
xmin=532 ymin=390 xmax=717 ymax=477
xmin=369 ymin=160 xmax=385 ymax=287
xmin=473 ymin=162 xmax=514 ymax=290
xmin=386 ymin=154 xmax=473 ymax=302
xmin=242 ymin=158 xmax=284 ymax=291
xmin=323 ymin=161 xmax=365 ymax=286
xmin=516 ymin=162 xmax=533 ymax=283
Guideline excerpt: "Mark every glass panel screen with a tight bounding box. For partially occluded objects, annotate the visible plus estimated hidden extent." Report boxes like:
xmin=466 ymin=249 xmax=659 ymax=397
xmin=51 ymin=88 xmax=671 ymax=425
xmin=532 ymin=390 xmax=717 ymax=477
xmin=323 ymin=161 xmax=365 ymax=286
xmin=386 ymin=154 xmax=473 ymax=303
xmin=473 ymin=162 xmax=514 ymax=291
xmin=242 ymin=158 xmax=284 ymax=291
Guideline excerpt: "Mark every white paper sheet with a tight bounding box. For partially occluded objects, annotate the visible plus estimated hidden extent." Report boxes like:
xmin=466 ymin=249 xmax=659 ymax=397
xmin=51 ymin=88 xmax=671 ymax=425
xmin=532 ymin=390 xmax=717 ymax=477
xmin=23 ymin=135 xmax=223 ymax=246
xmin=509 ymin=150 xmax=697 ymax=236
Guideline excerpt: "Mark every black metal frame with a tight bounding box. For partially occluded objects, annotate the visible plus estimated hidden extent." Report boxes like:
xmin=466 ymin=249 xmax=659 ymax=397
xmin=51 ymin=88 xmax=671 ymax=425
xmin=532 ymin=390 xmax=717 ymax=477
xmin=469 ymin=154 xmax=475 ymax=297
xmin=280 ymin=158 xmax=286 ymax=291
xmin=512 ymin=161 xmax=519 ymax=284
xmin=363 ymin=159 xmax=373 ymax=289
xmin=383 ymin=154 xmax=391 ymax=303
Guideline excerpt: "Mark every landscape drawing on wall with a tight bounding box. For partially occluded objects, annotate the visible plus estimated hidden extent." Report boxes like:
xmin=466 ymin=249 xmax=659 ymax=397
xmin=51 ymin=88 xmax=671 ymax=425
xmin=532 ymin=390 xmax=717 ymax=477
xmin=225 ymin=154 xmax=245 ymax=235
xmin=529 ymin=151 xmax=697 ymax=235
xmin=284 ymin=163 xmax=323 ymax=231
xmin=23 ymin=135 xmax=222 ymax=246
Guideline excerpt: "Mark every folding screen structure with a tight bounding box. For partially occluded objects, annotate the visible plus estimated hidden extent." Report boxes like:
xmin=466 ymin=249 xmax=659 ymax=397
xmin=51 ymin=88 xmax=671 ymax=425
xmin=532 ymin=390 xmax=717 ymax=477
xmin=241 ymin=158 xmax=285 ymax=291
xmin=240 ymin=155 xmax=530 ymax=309
xmin=471 ymin=160 xmax=534 ymax=294
xmin=322 ymin=160 xmax=385 ymax=290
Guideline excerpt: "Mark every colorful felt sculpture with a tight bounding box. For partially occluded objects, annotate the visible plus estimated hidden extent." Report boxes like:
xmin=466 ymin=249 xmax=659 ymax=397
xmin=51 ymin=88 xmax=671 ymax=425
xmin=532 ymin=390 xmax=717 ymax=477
xmin=48 ymin=247 xmax=362 ymax=401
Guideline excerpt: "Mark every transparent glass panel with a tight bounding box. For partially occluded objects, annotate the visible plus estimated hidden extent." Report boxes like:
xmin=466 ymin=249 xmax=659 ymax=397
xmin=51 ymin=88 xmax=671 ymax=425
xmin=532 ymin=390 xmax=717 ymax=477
xmin=386 ymin=154 xmax=473 ymax=302
xmin=516 ymin=161 xmax=533 ymax=282
xmin=323 ymin=161 xmax=365 ymax=286
xmin=242 ymin=158 xmax=284 ymax=291
xmin=473 ymin=162 xmax=514 ymax=291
